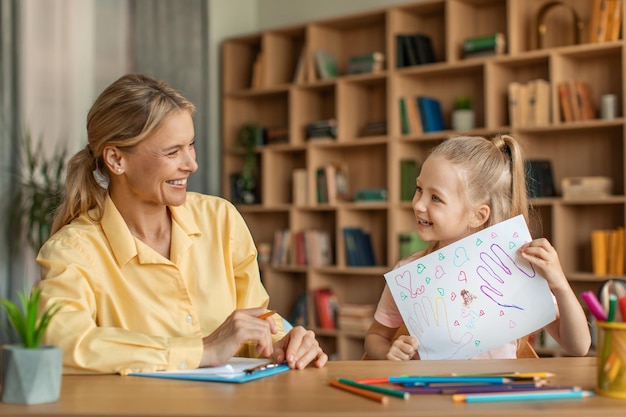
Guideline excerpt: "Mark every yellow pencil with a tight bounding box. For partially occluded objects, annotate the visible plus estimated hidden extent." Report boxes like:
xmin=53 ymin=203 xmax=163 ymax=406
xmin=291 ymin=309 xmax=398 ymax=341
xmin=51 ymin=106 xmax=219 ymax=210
xmin=257 ymin=310 xmax=276 ymax=320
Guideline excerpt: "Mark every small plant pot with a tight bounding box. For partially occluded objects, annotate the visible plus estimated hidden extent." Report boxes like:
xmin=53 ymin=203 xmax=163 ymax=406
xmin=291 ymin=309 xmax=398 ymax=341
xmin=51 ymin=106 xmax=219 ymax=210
xmin=452 ymin=109 xmax=475 ymax=131
xmin=1 ymin=344 xmax=62 ymax=404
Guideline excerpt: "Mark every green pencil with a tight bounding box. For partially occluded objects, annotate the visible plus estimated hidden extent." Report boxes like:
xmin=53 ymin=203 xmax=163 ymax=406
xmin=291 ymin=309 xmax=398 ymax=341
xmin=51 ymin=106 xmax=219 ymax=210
xmin=337 ymin=378 xmax=409 ymax=399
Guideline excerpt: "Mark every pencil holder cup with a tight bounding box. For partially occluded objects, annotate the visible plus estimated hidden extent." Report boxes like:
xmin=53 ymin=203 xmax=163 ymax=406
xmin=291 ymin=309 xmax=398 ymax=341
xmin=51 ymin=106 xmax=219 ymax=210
xmin=597 ymin=321 xmax=626 ymax=399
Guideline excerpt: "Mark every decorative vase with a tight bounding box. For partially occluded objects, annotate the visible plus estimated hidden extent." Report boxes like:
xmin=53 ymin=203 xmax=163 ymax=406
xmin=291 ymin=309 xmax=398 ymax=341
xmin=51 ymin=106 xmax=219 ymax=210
xmin=1 ymin=344 xmax=62 ymax=404
xmin=451 ymin=109 xmax=475 ymax=131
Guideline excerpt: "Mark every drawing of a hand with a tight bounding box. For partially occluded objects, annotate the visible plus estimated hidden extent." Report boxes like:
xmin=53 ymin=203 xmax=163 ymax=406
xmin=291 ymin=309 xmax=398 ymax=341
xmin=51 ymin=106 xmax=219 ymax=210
xmin=407 ymin=296 xmax=473 ymax=360
xmin=477 ymin=244 xmax=536 ymax=311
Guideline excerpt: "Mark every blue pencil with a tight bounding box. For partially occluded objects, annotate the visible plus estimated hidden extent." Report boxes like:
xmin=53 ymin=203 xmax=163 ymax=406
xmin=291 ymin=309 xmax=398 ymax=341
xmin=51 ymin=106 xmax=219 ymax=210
xmin=389 ymin=375 xmax=512 ymax=386
xmin=452 ymin=389 xmax=593 ymax=403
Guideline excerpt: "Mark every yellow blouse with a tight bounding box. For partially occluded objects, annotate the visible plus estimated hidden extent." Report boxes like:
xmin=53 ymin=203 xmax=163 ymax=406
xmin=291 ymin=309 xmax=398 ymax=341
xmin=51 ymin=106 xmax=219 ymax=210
xmin=37 ymin=192 xmax=284 ymax=375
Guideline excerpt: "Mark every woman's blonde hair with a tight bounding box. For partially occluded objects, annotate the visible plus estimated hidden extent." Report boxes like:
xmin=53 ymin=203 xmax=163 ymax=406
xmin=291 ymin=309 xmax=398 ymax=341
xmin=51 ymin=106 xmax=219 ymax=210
xmin=428 ymin=134 xmax=529 ymax=228
xmin=51 ymin=73 xmax=195 ymax=234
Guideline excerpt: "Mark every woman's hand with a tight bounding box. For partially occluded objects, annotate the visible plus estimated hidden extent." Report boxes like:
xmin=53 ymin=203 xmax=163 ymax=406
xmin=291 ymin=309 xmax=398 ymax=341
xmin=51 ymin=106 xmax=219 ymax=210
xmin=271 ymin=326 xmax=328 ymax=369
xmin=387 ymin=335 xmax=419 ymax=361
xmin=199 ymin=308 xmax=277 ymax=367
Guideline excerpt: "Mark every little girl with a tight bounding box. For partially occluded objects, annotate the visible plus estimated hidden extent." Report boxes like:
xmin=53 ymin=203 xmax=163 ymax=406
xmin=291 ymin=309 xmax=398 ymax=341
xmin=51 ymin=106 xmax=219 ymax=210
xmin=364 ymin=135 xmax=591 ymax=360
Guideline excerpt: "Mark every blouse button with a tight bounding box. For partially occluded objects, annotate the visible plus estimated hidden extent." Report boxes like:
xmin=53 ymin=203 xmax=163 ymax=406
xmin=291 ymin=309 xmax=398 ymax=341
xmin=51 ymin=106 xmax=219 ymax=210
xmin=179 ymin=362 xmax=187 ymax=369
xmin=185 ymin=315 xmax=193 ymax=323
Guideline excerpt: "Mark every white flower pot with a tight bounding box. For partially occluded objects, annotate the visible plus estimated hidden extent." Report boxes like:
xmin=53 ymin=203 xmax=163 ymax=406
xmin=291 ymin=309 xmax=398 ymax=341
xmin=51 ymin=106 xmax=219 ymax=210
xmin=452 ymin=109 xmax=475 ymax=131
xmin=1 ymin=345 xmax=62 ymax=404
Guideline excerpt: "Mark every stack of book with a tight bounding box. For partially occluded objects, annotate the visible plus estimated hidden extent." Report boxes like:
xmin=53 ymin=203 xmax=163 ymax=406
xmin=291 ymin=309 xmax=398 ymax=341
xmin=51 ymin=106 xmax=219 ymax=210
xmin=591 ymin=227 xmax=625 ymax=276
xmin=589 ymin=0 xmax=623 ymax=43
xmin=557 ymin=79 xmax=596 ymax=122
xmin=508 ymin=79 xmax=551 ymax=127
xmin=342 ymin=227 xmax=376 ymax=267
xmin=399 ymin=95 xmax=445 ymax=134
xmin=346 ymin=52 xmax=385 ymax=75
xmin=306 ymin=119 xmax=337 ymax=140
xmin=395 ymin=33 xmax=435 ymax=68
xmin=313 ymin=288 xmax=339 ymax=329
xmin=524 ymin=160 xmax=556 ymax=198
xmin=463 ymin=33 xmax=506 ymax=59
xmin=337 ymin=304 xmax=376 ymax=334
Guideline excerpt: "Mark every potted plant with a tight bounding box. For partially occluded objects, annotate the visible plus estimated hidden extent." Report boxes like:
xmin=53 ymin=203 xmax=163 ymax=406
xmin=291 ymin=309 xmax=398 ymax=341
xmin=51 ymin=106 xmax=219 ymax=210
xmin=0 ymin=287 xmax=62 ymax=404
xmin=451 ymin=95 xmax=475 ymax=131
xmin=8 ymin=132 xmax=68 ymax=252
xmin=234 ymin=123 xmax=262 ymax=204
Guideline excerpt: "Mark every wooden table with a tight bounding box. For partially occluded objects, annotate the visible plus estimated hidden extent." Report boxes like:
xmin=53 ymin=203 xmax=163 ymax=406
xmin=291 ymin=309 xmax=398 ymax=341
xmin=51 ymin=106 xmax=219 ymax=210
xmin=1 ymin=357 xmax=624 ymax=416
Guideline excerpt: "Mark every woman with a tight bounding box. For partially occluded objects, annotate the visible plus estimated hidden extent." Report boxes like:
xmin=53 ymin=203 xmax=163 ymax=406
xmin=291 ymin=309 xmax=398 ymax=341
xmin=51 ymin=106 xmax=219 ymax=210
xmin=37 ymin=73 xmax=327 ymax=374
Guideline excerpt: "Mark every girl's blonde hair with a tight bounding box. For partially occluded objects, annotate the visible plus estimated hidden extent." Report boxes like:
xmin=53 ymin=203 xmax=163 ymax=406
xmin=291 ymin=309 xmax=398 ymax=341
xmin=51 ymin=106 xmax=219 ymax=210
xmin=51 ymin=73 xmax=196 ymax=234
xmin=429 ymin=134 xmax=529 ymax=228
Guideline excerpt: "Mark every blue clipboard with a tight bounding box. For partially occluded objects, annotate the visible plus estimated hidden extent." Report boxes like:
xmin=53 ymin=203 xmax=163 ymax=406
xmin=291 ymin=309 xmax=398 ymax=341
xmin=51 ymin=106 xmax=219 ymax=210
xmin=130 ymin=358 xmax=290 ymax=383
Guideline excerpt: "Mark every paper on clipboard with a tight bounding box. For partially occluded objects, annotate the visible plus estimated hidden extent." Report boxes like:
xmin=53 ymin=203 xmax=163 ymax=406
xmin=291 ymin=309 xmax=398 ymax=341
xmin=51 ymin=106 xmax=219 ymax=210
xmin=130 ymin=357 xmax=290 ymax=383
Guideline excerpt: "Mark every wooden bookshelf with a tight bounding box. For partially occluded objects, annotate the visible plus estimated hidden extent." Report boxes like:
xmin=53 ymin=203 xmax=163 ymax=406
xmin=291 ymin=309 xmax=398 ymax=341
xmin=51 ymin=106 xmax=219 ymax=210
xmin=221 ymin=0 xmax=625 ymax=360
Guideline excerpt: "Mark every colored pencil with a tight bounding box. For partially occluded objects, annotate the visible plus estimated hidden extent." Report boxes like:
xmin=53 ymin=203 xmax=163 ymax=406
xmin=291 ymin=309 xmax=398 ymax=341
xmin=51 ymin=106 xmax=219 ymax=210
xmin=582 ymin=291 xmax=608 ymax=321
xmin=607 ymin=294 xmax=618 ymax=322
xmin=256 ymin=310 xmax=276 ymax=320
xmin=452 ymin=389 xmax=593 ymax=403
xmin=337 ymin=378 xmax=409 ymax=399
xmin=403 ymin=383 xmax=541 ymax=394
xmin=441 ymin=385 xmax=579 ymax=395
xmin=619 ymin=296 xmax=626 ymax=320
xmin=388 ymin=375 xmax=513 ymax=385
xmin=329 ymin=380 xmax=389 ymax=404
xmin=354 ymin=377 xmax=390 ymax=385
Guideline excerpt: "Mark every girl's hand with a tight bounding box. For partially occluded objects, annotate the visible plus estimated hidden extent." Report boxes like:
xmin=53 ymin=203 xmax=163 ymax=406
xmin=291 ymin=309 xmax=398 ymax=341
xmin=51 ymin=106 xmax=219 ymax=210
xmin=387 ymin=335 xmax=419 ymax=361
xmin=517 ymin=238 xmax=568 ymax=291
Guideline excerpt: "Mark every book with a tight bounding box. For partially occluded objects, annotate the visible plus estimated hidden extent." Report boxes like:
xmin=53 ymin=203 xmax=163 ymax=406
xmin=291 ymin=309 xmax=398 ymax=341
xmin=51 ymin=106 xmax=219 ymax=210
xmin=557 ymin=81 xmax=574 ymax=122
xmin=251 ymin=52 xmax=264 ymax=89
xmin=589 ymin=0 xmax=604 ymax=42
xmin=533 ymin=79 xmax=551 ymax=126
xmin=400 ymin=159 xmax=419 ymax=201
xmin=398 ymin=231 xmax=428 ymax=259
xmin=346 ymin=52 xmax=385 ymax=74
xmin=575 ymin=80 xmax=595 ymax=120
xmin=525 ymin=160 xmax=556 ymax=198
xmin=568 ymin=79 xmax=582 ymax=121
xmin=354 ymin=188 xmax=387 ymax=202
xmin=399 ymin=97 xmax=410 ymax=135
xmin=607 ymin=0 xmax=623 ymax=41
xmin=409 ymin=33 xmax=436 ymax=65
xmin=293 ymin=48 xmax=307 ymax=83
xmin=324 ymin=162 xmax=350 ymax=204
xmin=595 ymin=0 xmax=611 ymax=42
xmin=463 ymin=33 xmax=505 ymax=57
xmin=313 ymin=288 xmax=338 ymax=329
xmin=342 ymin=227 xmax=376 ymax=267
xmin=507 ymin=82 xmax=521 ymax=127
xmin=314 ymin=50 xmax=339 ymax=79
xmin=405 ymin=95 xmax=423 ymax=135
xmin=292 ymin=169 xmax=308 ymax=206
xmin=130 ymin=358 xmax=289 ymax=384
xmin=416 ymin=96 xmax=445 ymax=132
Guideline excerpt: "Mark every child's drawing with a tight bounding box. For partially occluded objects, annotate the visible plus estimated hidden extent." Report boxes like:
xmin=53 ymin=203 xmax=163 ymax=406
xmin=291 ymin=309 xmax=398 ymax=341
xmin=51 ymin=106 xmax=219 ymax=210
xmin=384 ymin=215 xmax=557 ymax=360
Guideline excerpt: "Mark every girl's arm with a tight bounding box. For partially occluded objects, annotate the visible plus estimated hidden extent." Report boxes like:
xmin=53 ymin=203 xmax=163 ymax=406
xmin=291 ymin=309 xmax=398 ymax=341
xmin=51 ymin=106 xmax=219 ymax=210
xmin=518 ymin=238 xmax=591 ymax=356
xmin=364 ymin=320 xmax=400 ymax=359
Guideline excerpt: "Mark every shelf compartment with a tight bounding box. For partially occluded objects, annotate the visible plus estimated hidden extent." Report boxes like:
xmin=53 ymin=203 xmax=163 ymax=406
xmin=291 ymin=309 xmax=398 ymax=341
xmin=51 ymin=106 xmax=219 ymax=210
xmin=290 ymin=84 xmax=337 ymax=145
xmin=337 ymin=76 xmax=388 ymax=141
xmin=264 ymin=26 xmax=307 ymax=88
xmin=447 ymin=0 xmax=508 ymax=61
xmin=394 ymin=63 xmax=486 ymax=133
xmin=552 ymin=44 xmax=623 ymax=124
xmin=261 ymin=148 xmax=306 ymax=206
xmin=486 ymin=55 xmax=550 ymax=128
xmin=388 ymin=0 xmax=446 ymax=68
xmin=308 ymin=142 xmax=388 ymax=207
xmin=308 ymin=10 xmax=387 ymax=81
xmin=337 ymin=206 xmax=388 ymax=268
xmin=519 ymin=124 xmax=625 ymax=196
xmin=554 ymin=202 xmax=626 ymax=276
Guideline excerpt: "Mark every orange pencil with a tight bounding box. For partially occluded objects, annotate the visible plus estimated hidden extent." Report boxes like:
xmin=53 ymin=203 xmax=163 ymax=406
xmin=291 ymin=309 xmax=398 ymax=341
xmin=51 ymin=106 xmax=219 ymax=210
xmin=329 ymin=380 xmax=389 ymax=404
xmin=257 ymin=310 xmax=276 ymax=320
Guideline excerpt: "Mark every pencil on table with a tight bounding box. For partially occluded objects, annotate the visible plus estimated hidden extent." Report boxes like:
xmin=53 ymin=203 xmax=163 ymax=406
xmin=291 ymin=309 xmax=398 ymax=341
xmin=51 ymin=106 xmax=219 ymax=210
xmin=329 ymin=380 xmax=389 ymax=404
xmin=452 ymin=389 xmax=593 ymax=403
xmin=337 ymin=378 xmax=409 ymax=399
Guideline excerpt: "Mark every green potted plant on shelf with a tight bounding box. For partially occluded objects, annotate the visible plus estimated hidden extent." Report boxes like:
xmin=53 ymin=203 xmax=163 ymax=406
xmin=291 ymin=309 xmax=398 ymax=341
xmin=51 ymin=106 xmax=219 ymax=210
xmin=451 ymin=95 xmax=475 ymax=131
xmin=0 ymin=287 xmax=63 ymax=404
xmin=234 ymin=123 xmax=262 ymax=204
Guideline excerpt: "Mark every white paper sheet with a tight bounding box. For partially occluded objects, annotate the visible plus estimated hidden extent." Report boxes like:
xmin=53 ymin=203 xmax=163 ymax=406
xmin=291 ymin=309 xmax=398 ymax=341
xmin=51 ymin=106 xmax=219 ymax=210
xmin=384 ymin=215 xmax=556 ymax=360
